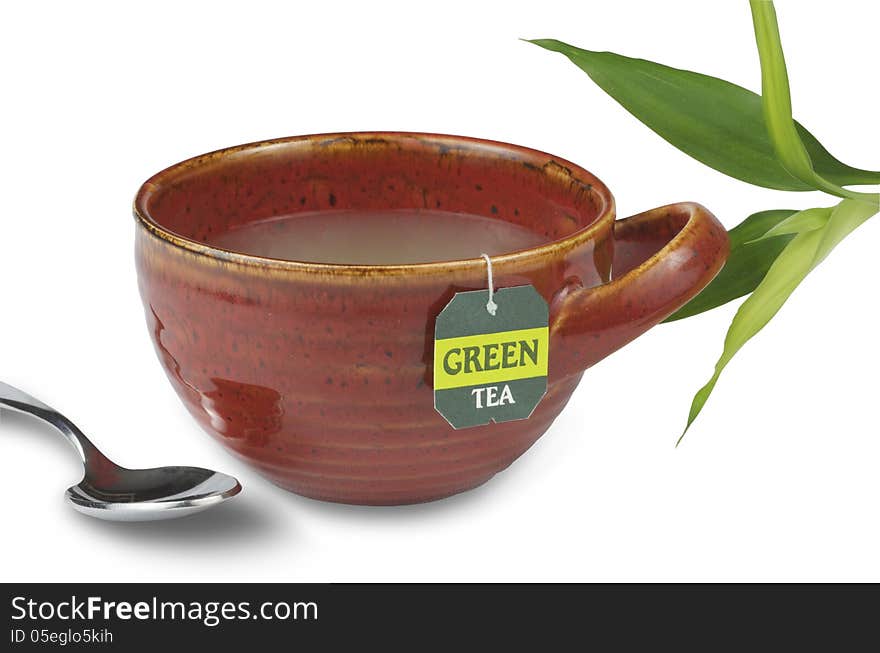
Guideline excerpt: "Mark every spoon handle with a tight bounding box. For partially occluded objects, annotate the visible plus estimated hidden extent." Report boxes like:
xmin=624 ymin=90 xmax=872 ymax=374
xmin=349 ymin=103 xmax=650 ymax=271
xmin=0 ymin=381 xmax=55 ymax=413
xmin=0 ymin=381 xmax=113 ymax=471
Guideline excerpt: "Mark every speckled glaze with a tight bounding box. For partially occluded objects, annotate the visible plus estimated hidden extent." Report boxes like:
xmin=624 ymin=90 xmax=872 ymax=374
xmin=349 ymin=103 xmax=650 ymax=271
xmin=134 ymin=133 xmax=728 ymax=505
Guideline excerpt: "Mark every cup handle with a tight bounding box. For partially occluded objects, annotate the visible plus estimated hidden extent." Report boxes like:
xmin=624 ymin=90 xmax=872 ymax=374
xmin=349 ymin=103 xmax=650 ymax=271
xmin=550 ymin=202 xmax=729 ymax=380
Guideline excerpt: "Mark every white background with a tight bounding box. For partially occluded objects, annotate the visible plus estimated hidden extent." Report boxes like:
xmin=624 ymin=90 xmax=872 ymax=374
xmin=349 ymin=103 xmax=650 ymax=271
xmin=1 ymin=0 xmax=878 ymax=582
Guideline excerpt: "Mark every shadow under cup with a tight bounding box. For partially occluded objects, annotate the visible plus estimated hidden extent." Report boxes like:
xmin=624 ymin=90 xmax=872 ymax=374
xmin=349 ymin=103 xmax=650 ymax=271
xmin=134 ymin=132 xmax=727 ymax=505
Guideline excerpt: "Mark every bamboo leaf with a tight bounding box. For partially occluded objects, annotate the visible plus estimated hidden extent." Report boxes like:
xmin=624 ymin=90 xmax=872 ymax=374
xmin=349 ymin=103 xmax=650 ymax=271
xmin=814 ymin=197 xmax=880 ymax=264
xmin=664 ymin=209 xmax=796 ymax=322
xmin=749 ymin=0 xmax=869 ymax=201
xmin=679 ymin=198 xmax=878 ymax=443
xmin=529 ymin=39 xmax=880 ymax=191
xmin=747 ymin=206 xmax=830 ymax=242
xmin=726 ymin=208 xmax=799 ymax=248
xmin=679 ymin=1 xmax=880 ymax=439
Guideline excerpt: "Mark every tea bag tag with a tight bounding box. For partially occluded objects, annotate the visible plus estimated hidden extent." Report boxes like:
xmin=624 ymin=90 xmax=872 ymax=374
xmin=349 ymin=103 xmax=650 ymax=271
xmin=433 ymin=255 xmax=549 ymax=430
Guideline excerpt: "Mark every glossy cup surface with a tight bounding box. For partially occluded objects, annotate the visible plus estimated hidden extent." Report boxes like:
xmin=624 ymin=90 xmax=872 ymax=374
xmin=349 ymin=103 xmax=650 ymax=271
xmin=135 ymin=133 xmax=728 ymax=504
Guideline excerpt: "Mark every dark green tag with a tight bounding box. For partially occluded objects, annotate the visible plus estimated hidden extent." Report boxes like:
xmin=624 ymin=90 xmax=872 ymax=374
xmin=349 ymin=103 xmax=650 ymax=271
xmin=433 ymin=285 xmax=549 ymax=429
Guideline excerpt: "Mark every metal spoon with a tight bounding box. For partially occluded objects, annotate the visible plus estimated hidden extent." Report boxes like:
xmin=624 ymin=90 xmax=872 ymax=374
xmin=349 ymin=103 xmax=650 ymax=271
xmin=0 ymin=381 xmax=241 ymax=521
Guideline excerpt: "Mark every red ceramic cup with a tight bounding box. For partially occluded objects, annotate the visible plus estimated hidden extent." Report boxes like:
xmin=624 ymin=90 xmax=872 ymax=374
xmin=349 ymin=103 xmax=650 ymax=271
xmin=134 ymin=132 xmax=728 ymax=505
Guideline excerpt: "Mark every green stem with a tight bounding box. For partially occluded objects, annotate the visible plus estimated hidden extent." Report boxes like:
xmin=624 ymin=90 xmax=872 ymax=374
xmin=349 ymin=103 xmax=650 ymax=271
xmin=749 ymin=0 xmax=878 ymax=203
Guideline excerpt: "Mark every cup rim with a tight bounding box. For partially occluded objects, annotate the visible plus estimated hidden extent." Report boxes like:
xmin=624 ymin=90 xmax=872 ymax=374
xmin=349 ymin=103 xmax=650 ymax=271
xmin=133 ymin=132 xmax=616 ymax=277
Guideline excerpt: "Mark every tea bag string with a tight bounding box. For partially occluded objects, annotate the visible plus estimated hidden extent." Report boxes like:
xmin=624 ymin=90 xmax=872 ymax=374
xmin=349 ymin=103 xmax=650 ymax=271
xmin=481 ymin=253 xmax=498 ymax=316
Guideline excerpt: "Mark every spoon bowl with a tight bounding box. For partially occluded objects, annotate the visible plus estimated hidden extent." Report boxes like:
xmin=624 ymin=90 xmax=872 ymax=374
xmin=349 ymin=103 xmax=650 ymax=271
xmin=66 ymin=467 xmax=241 ymax=521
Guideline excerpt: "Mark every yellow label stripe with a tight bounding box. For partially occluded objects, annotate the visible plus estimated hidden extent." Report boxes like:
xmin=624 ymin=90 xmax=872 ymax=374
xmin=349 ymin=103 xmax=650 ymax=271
xmin=433 ymin=327 xmax=549 ymax=390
